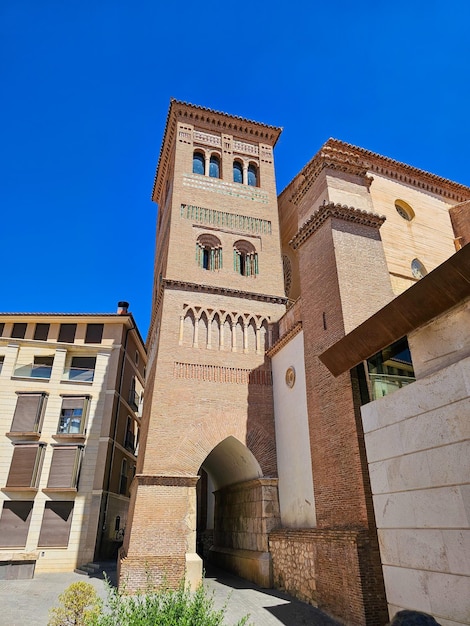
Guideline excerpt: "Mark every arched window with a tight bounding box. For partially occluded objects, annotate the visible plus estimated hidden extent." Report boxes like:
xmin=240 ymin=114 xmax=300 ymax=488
xmin=209 ymin=155 xmax=220 ymax=178
xmin=247 ymin=163 xmax=258 ymax=187
xmin=233 ymin=160 xmax=243 ymax=184
xmin=193 ymin=151 xmax=205 ymax=175
xmin=233 ymin=240 xmax=258 ymax=277
xmin=196 ymin=234 xmax=222 ymax=270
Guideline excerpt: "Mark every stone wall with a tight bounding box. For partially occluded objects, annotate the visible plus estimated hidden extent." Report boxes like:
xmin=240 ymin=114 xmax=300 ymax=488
xmin=269 ymin=528 xmax=386 ymax=625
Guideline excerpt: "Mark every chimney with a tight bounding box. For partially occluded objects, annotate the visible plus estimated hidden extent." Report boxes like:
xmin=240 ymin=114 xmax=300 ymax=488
xmin=117 ymin=301 xmax=129 ymax=315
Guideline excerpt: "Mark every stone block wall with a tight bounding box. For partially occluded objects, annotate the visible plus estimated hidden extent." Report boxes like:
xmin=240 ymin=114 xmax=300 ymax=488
xmin=213 ymin=478 xmax=280 ymax=553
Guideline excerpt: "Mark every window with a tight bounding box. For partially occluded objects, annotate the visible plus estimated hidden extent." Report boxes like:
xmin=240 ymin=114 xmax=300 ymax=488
xmin=233 ymin=161 xmax=243 ymax=184
xmin=411 ymin=258 xmax=428 ymax=279
xmin=0 ymin=355 xmax=4 ymax=374
xmin=196 ymin=234 xmax=222 ymax=271
xmin=58 ymin=324 xmax=77 ymax=343
xmin=47 ymin=445 xmax=83 ymax=489
xmin=32 ymin=356 xmax=53 ymax=378
xmin=58 ymin=396 xmax=89 ymax=434
xmin=135 ymin=350 xmax=139 ymax=365
xmin=395 ymin=199 xmax=415 ymax=221
xmin=128 ymin=377 xmax=139 ymax=410
xmin=124 ymin=417 xmax=135 ymax=453
xmin=366 ymin=337 xmax=415 ymax=400
xmin=85 ymin=323 xmax=103 ymax=344
xmin=119 ymin=459 xmax=128 ymax=495
xmin=6 ymin=443 xmax=45 ymax=489
xmin=0 ymin=501 xmax=34 ymax=547
xmin=66 ymin=356 xmax=96 ymax=382
xmin=0 ymin=323 xmax=4 ymax=337
xmin=209 ymin=155 xmax=220 ymax=178
xmin=38 ymin=502 xmax=74 ymax=547
xmin=247 ymin=164 xmax=258 ymax=187
xmin=233 ymin=240 xmax=258 ymax=277
xmin=11 ymin=323 xmax=27 ymax=339
xmin=10 ymin=393 xmax=47 ymax=434
xmin=193 ymin=151 xmax=205 ymax=175
xmin=34 ymin=323 xmax=50 ymax=341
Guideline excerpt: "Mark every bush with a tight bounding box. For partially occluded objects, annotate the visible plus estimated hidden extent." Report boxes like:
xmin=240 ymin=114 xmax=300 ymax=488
xmin=48 ymin=581 xmax=101 ymax=626
xmin=89 ymin=576 xmax=250 ymax=626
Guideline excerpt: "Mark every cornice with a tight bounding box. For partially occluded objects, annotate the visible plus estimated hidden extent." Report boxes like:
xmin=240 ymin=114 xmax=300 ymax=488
xmin=290 ymin=202 xmax=386 ymax=250
xmin=266 ymin=321 xmax=303 ymax=358
xmin=152 ymin=99 xmax=282 ymax=203
xmin=163 ymin=278 xmax=287 ymax=304
xmin=287 ymin=138 xmax=470 ymax=205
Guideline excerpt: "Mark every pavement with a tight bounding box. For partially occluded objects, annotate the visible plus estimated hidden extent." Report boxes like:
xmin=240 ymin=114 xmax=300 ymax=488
xmin=0 ymin=561 xmax=340 ymax=626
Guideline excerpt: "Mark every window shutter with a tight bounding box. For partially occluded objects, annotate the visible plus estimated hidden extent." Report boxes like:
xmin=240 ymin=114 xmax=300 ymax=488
xmin=34 ymin=323 xmax=50 ymax=341
xmin=61 ymin=397 xmax=86 ymax=411
xmin=85 ymin=323 xmax=103 ymax=343
xmin=0 ymin=501 xmax=34 ymax=547
xmin=10 ymin=394 xmax=45 ymax=432
xmin=47 ymin=447 xmax=81 ymax=488
xmin=58 ymin=324 xmax=76 ymax=343
xmin=38 ymin=502 xmax=74 ymax=547
xmin=6 ymin=445 xmax=41 ymax=487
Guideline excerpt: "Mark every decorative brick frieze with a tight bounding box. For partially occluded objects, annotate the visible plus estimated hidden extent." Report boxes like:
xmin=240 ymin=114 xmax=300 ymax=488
xmin=289 ymin=201 xmax=386 ymax=250
xmin=135 ymin=475 xmax=199 ymax=487
xmin=163 ymin=278 xmax=287 ymax=304
xmin=181 ymin=204 xmax=272 ymax=235
xmin=193 ymin=130 xmax=222 ymax=148
xmin=266 ymin=322 xmax=302 ymax=357
xmin=183 ymin=173 xmax=269 ymax=203
xmin=173 ymin=362 xmax=272 ymax=385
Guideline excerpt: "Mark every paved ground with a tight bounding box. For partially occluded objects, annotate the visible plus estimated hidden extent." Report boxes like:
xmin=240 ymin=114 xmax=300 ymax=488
xmin=0 ymin=562 xmax=340 ymax=626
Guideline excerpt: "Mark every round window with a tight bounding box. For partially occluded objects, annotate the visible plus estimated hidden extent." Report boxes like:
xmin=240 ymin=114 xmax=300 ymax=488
xmin=395 ymin=200 xmax=415 ymax=221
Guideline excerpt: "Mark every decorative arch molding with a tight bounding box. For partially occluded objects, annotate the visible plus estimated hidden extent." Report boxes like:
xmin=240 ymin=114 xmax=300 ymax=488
xmin=167 ymin=415 xmax=276 ymax=482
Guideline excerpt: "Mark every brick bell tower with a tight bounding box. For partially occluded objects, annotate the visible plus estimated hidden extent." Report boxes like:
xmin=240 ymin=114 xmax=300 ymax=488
xmin=120 ymin=100 xmax=286 ymax=590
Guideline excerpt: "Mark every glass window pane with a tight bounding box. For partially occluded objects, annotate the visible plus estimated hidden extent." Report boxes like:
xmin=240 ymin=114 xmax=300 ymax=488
xmin=233 ymin=161 xmax=243 ymax=183
xmin=248 ymin=164 xmax=257 ymax=187
xmin=209 ymin=156 xmax=220 ymax=178
xmin=193 ymin=153 xmax=205 ymax=175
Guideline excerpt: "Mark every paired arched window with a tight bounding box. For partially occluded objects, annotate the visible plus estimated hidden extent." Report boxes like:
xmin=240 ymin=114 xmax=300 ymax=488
xmin=192 ymin=151 xmax=221 ymax=179
xmin=209 ymin=155 xmax=220 ymax=178
xmin=193 ymin=151 xmax=205 ymax=175
xmin=247 ymin=163 xmax=258 ymax=187
xmin=232 ymin=160 xmax=259 ymax=186
xmin=233 ymin=161 xmax=243 ymax=184
xmin=233 ymin=240 xmax=258 ymax=277
xmin=196 ymin=234 xmax=222 ymax=271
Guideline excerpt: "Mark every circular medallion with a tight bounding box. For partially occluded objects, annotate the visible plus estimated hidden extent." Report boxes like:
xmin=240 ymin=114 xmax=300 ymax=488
xmin=285 ymin=366 xmax=296 ymax=388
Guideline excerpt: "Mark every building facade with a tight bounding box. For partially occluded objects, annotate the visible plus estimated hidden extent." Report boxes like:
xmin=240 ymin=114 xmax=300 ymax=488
xmin=121 ymin=100 xmax=470 ymax=625
xmin=0 ymin=306 xmax=146 ymax=578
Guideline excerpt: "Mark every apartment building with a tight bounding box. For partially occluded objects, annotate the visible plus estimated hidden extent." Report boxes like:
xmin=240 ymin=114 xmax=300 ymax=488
xmin=0 ymin=304 xmax=146 ymax=578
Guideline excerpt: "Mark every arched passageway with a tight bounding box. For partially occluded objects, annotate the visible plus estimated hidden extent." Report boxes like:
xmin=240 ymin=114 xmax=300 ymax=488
xmin=196 ymin=436 xmax=280 ymax=588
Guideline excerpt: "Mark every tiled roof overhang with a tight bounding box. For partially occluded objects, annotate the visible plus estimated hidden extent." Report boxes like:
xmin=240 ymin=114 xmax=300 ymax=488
xmin=319 ymin=245 xmax=470 ymax=377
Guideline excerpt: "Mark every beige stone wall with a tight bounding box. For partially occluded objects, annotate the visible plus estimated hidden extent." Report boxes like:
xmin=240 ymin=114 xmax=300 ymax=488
xmin=361 ymin=299 xmax=470 ymax=625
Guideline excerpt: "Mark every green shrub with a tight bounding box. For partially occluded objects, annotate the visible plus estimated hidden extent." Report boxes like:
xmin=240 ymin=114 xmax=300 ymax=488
xmin=48 ymin=581 xmax=101 ymax=626
xmin=89 ymin=575 xmax=250 ymax=626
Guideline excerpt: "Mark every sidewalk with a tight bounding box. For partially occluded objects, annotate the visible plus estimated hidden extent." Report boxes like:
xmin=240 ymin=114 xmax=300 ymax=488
xmin=0 ymin=562 xmax=340 ymax=626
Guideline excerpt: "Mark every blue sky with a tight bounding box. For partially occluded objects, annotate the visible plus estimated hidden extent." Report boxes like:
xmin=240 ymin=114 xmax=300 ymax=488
xmin=1 ymin=1 xmax=469 ymax=337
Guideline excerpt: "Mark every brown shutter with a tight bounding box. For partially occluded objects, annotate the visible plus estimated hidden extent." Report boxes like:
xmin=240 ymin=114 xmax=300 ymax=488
xmin=11 ymin=323 xmax=27 ymax=339
xmin=47 ymin=447 xmax=81 ymax=488
xmin=58 ymin=324 xmax=77 ymax=343
xmin=61 ymin=397 xmax=85 ymax=411
xmin=34 ymin=323 xmax=50 ymax=341
xmin=10 ymin=394 xmax=44 ymax=432
xmin=6 ymin=445 xmax=41 ymax=487
xmin=85 ymin=323 xmax=103 ymax=343
xmin=0 ymin=501 xmax=34 ymax=547
xmin=38 ymin=502 xmax=74 ymax=547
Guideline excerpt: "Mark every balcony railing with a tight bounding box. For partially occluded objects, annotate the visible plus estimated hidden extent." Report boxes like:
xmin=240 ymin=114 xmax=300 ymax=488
xmin=14 ymin=363 xmax=52 ymax=379
xmin=63 ymin=367 xmax=95 ymax=382
xmin=369 ymin=373 xmax=415 ymax=401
